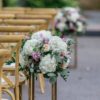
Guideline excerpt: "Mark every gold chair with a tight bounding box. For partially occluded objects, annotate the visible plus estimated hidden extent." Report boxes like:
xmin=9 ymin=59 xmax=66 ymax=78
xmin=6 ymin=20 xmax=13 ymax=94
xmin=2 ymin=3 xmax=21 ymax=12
xmin=0 ymin=25 xmax=45 ymax=95
xmin=0 ymin=49 xmax=15 ymax=100
xmin=0 ymin=35 xmax=24 ymax=100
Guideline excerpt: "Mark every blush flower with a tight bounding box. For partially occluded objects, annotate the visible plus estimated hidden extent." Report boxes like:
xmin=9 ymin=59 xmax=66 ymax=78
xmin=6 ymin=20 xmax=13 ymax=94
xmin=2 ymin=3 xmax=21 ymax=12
xmin=43 ymin=44 xmax=50 ymax=52
xmin=32 ymin=52 xmax=41 ymax=62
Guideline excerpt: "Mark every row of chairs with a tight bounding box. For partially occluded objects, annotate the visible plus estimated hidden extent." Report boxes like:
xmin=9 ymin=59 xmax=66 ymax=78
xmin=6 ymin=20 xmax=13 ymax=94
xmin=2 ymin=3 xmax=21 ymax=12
xmin=0 ymin=7 xmax=57 ymax=100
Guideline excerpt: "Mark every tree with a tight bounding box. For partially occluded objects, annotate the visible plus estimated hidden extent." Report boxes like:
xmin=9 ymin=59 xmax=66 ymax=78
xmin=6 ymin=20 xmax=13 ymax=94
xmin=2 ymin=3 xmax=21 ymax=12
xmin=24 ymin=0 xmax=78 ymax=8
xmin=3 ymin=0 xmax=18 ymax=6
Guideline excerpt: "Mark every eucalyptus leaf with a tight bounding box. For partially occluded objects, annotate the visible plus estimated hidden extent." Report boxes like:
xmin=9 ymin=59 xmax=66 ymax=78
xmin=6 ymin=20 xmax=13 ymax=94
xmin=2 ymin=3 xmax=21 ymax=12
xmin=49 ymin=76 xmax=57 ymax=84
xmin=47 ymin=73 xmax=56 ymax=77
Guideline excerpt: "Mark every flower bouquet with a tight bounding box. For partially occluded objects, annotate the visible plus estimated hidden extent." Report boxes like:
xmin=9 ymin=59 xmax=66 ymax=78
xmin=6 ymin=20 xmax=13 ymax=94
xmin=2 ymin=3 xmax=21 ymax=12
xmin=20 ymin=30 xmax=73 ymax=83
xmin=55 ymin=7 xmax=86 ymax=36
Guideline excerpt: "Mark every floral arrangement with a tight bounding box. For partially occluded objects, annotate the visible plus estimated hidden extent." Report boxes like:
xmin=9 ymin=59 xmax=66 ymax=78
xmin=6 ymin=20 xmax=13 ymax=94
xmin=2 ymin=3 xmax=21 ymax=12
xmin=55 ymin=7 xmax=86 ymax=36
xmin=20 ymin=30 xmax=73 ymax=83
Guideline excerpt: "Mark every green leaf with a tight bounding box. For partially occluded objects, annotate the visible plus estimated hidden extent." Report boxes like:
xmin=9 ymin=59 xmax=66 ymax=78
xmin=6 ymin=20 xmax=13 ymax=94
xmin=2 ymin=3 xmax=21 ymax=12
xmin=30 ymin=67 xmax=34 ymax=73
xmin=47 ymin=73 xmax=56 ymax=77
xmin=49 ymin=76 xmax=57 ymax=84
xmin=60 ymin=69 xmax=69 ymax=81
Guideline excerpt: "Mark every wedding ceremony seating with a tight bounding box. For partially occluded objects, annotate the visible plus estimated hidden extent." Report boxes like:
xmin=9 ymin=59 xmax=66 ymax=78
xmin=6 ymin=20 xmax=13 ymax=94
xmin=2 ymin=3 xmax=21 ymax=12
xmin=0 ymin=7 xmax=78 ymax=68
xmin=0 ymin=25 xmax=46 ymax=97
xmin=0 ymin=49 xmax=15 ymax=100
xmin=0 ymin=15 xmax=51 ymax=94
xmin=0 ymin=35 xmax=24 ymax=100
xmin=0 ymin=6 xmax=78 ymax=100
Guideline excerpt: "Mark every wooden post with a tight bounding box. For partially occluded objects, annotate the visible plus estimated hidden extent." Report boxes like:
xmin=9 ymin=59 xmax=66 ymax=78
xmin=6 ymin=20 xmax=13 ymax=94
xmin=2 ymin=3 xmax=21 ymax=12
xmin=74 ymin=32 xmax=78 ymax=68
xmin=0 ymin=64 xmax=2 ymax=100
xmin=51 ymin=81 xmax=57 ymax=100
xmin=29 ymin=74 xmax=35 ymax=100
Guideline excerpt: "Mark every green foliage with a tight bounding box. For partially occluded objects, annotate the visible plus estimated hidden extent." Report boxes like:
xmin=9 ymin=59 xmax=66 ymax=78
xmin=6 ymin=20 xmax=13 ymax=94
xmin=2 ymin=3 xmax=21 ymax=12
xmin=3 ymin=0 xmax=78 ymax=8
xmin=24 ymin=0 xmax=78 ymax=8
xmin=60 ymin=69 xmax=69 ymax=81
xmin=3 ymin=0 xmax=18 ymax=6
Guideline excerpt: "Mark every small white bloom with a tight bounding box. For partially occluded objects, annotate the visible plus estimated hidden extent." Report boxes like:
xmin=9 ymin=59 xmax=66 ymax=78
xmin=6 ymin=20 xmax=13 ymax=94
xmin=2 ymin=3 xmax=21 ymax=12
xmin=55 ymin=12 xmax=63 ymax=20
xmin=23 ymin=39 xmax=40 ymax=55
xmin=31 ymin=30 xmax=52 ymax=42
xmin=56 ymin=22 xmax=67 ymax=32
xmin=49 ymin=36 xmax=67 ymax=53
xmin=19 ymin=51 xmax=29 ymax=67
xmin=43 ymin=44 xmax=50 ymax=52
xmin=39 ymin=54 xmax=56 ymax=74
xmin=77 ymin=21 xmax=84 ymax=32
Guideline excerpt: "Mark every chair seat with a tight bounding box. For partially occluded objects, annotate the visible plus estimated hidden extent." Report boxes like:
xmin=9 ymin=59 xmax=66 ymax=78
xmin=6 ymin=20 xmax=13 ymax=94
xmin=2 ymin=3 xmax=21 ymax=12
xmin=2 ymin=75 xmax=26 ymax=88
xmin=3 ymin=63 xmax=15 ymax=71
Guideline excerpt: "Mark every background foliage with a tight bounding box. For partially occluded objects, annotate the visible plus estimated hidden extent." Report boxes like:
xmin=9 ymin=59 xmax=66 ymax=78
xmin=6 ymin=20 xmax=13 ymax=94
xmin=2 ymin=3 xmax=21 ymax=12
xmin=3 ymin=0 xmax=78 ymax=7
xmin=3 ymin=0 xmax=18 ymax=6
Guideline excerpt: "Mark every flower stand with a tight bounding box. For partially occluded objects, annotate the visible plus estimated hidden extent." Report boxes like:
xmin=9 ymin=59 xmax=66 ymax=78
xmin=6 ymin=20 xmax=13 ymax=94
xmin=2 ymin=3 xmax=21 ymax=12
xmin=29 ymin=75 xmax=57 ymax=100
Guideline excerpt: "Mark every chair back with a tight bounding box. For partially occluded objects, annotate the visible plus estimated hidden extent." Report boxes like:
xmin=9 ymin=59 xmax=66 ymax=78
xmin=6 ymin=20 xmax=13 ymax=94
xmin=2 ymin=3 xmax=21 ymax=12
xmin=0 ymin=35 xmax=24 ymax=99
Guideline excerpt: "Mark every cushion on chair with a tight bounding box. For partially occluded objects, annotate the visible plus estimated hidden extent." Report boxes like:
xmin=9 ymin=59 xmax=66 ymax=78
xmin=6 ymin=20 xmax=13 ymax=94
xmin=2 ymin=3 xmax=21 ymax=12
xmin=3 ymin=63 xmax=15 ymax=71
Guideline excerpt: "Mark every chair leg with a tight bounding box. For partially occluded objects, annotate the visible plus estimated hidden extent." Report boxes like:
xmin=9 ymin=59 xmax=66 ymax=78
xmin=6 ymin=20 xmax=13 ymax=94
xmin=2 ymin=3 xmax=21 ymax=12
xmin=3 ymin=89 xmax=15 ymax=100
xmin=15 ymin=87 xmax=20 ymax=100
xmin=74 ymin=33 xmax=78 ymax=68
xmin=19 ymin=85 xmax=22 ymax=100
xmin=29 ymin=76 xmax=35 ymax=100
xmin=14 ymin=88 xmax=16 ymax=100
xmin=38 ymin=74 xmax=45 ymax=94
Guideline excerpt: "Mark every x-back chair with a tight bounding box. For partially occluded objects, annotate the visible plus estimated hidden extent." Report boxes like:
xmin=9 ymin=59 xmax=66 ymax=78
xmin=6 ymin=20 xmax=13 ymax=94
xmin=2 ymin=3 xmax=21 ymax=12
xmin=0 ymin=35 xmax=24 ymax=100
xmin=0 ymin=25 xmax=45 ymax=96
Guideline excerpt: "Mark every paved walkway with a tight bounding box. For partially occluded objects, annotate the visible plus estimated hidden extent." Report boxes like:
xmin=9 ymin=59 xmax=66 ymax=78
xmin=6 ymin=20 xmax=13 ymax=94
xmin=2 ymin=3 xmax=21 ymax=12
xmin=84 ymin=11 xmax=100 ymax=32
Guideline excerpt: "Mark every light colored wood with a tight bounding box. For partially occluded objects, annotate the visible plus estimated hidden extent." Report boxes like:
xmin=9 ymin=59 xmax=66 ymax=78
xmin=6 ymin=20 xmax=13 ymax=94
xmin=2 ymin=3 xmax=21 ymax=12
xmin=16 ymin=14 xmax=53 ymax=19
xmin=0 ymin=26 xmax=36 ymax=32
xmin=0 ymin=35 xmax=24 ymax=100
xmin=2 ymin=7 xmax=26 ymax=11
xmin=0 ymin=19 xmax=48 ymax=30
xmin=0 ymin=49 xmax=15 ymax=100
xmin=0 ymin=35 xmax=24 ymax=42
xmin=26 ymin=8 xmax=57 ymax=16
xmin=0 ymin=8 xmax=57 ymax=16
xmin=3 ymin=19 xmax=47 ymax=25
xmin=0 ymin=10 xmax=25 ymax=14
xmin=0 ymin=25 xmax=45 ymax=95
xmin=0 ymin=14 xmax=15 ymax=19
xmin=0 ymin=11 xmax=55 ymax=94
xmin=38 ymin=74 xmax=45 ymax=94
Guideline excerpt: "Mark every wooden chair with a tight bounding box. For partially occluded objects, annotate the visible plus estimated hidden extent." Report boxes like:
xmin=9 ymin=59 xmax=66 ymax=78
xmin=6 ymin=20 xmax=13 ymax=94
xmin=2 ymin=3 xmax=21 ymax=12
xmin=0 ymin=49 xmax=15 ymax=100
xmin=0 ymin=14 xmax=15 ymax=19
xmin=0 ymin=8 xmax=57 ymax=32
xmin=0 ymin=19 xmax=48 ymax=30
xmin=0 ymin=35 xmax=24 ymax=100
xmin=0 ymin=25 xmax=45 ymax=95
